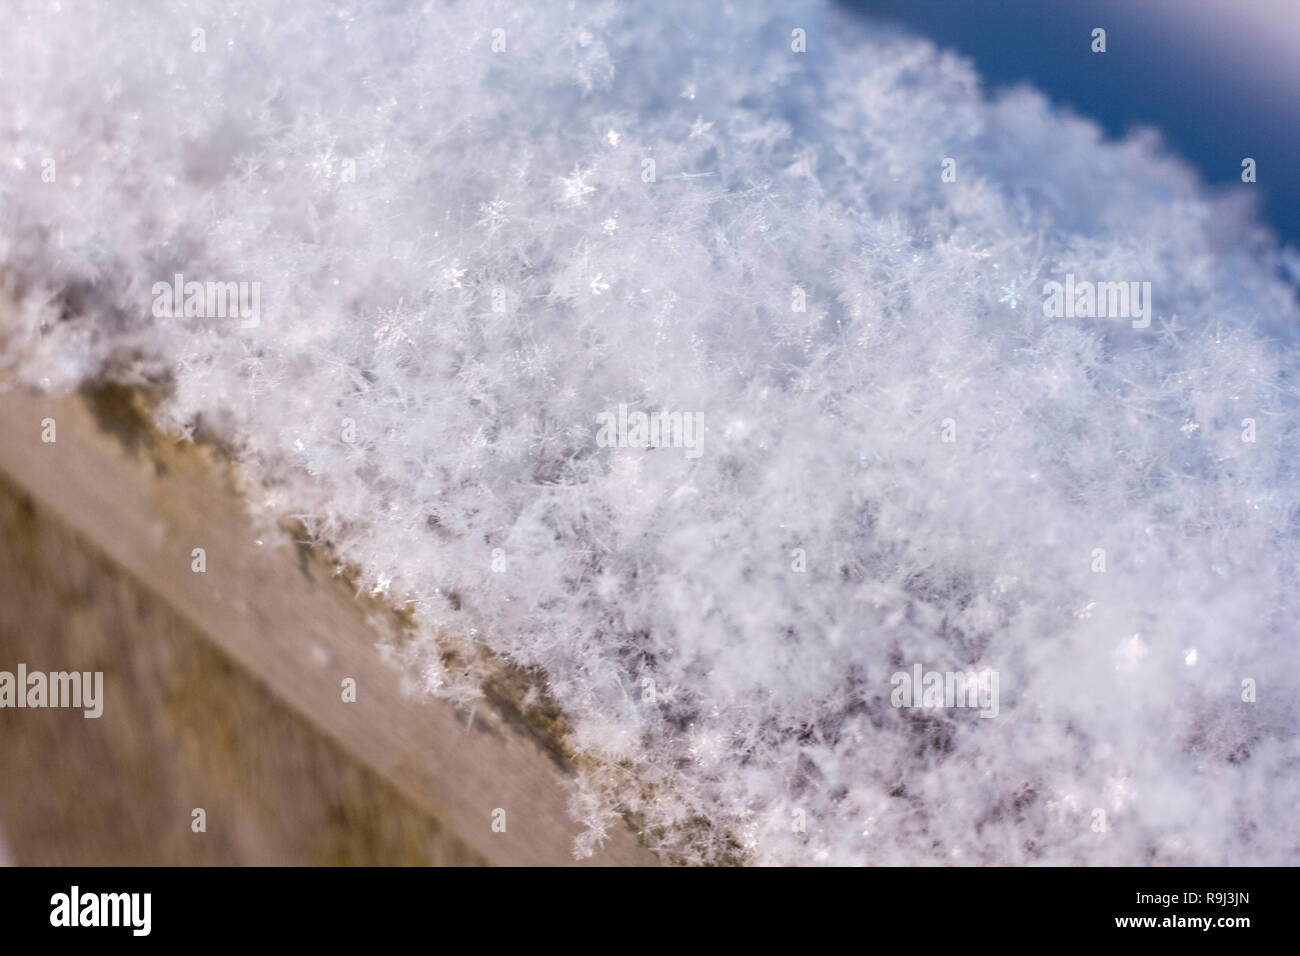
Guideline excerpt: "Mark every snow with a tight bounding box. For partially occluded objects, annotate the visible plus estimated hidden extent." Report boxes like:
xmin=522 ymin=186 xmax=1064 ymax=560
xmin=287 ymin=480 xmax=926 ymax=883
xmin=2 ymin=0 xmax=1298 ymax=864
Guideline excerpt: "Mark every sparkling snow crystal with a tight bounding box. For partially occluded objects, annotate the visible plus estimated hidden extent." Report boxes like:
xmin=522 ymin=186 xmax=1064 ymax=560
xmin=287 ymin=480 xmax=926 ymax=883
xmin=2 ymin=0 xmax=1298 ymax=864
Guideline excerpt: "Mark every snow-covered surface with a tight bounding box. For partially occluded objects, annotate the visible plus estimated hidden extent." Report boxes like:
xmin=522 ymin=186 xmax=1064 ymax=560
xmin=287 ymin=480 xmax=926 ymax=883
xmin=2 ymin=0 xmax=1298 ymax=864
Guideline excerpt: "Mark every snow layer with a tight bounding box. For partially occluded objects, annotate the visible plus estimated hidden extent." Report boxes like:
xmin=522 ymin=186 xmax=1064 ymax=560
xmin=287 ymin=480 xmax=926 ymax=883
xmin=2 ymin=0 xmax=1298 ymax=865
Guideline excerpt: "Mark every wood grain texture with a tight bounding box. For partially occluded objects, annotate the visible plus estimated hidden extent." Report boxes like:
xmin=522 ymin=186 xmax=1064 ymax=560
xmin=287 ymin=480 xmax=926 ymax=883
xmin=0 ymin=381 xmax=654 ymax=866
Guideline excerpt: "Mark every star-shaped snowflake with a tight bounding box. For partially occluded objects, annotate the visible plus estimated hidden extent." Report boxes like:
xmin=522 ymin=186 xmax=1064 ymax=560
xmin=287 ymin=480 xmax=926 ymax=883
xmin=559 ymin=166 xmax=596 ymax=204
xmin=1158 ymin=315 xmax=1184 ymax=346
xmin=999 ymin=280 xmax=1020 ymax=310
xmin=688 ymin=115 xmax=714 ymax=139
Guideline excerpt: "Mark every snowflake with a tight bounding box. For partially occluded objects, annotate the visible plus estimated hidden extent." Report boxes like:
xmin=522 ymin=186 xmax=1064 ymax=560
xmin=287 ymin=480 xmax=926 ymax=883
xmin=999 ymin=280 xmax=1020 ymax=310
xmin=441 ymin=261 xmax=467 ymax=289
xmin=1158 ymin=315 xmax=1184 ymax=346
xmin=477 ymin=199 xmax=509 ymax=232
xmin=688 ymin=115 xmax=714 ymax=139
xmin=559 ymin=166 xmax=596 ymax=204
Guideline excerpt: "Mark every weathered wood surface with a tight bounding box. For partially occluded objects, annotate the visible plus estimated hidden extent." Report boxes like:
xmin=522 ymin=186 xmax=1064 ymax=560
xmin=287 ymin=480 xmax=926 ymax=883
xmin=0 ymin=382 xmax=653 ymax=865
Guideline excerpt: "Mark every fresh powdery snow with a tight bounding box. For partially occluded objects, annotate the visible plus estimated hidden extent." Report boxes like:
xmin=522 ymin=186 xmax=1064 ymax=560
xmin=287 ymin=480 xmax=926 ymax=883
xmin=2 ymin=0 xmax=1298 ymax=865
